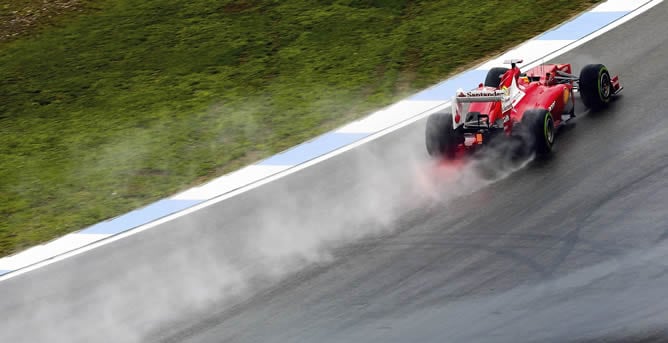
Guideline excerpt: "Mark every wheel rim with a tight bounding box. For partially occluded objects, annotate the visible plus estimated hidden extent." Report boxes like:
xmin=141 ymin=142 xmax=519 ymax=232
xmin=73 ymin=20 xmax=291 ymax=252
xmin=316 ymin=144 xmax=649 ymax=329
xmin=600 ymin=72 xmax=611 ymax=99
xmin=545 ymin=115 xmax=554 ymax=144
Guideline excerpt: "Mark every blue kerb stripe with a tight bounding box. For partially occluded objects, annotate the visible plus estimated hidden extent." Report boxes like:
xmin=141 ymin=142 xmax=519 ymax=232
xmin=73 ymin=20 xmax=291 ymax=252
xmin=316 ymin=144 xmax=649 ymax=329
xmin=0 ymin=270 xmax=11 ymax=276
xmin=79 ymin=199 xmax=203 ymax=235
xmin=538 ymin=11 xmax=628 ymax=40
xmin=409 ymin=69 xmax=489 ymax=101
xmin=259 ymin=132 xmax=370 ymax=166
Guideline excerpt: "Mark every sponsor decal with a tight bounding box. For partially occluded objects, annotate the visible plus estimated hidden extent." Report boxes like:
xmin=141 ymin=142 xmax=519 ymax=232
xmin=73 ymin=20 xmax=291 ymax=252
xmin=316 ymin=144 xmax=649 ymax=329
xmin=502 ymin=102 xmax=512 ymax=113
xmin=548 ymin=100 xmax=556 ymax=112
xmin=461 ymin=89 xmax=506 ymax=97
xmin=508 ymin=77 xmax=526 ymax=107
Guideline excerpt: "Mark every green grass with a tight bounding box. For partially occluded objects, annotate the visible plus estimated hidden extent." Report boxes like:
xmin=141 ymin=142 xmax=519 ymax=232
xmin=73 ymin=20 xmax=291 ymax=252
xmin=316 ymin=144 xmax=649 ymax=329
xmin=0 ymin=0 xmax=601 ymax=257
xmin=1 ymin=0 xmax=93 ymax=42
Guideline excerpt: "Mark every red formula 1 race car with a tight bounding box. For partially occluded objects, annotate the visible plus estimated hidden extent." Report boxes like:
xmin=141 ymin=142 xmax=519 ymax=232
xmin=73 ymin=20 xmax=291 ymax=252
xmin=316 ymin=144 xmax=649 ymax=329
xmin=425 ymin=59 xmax=622 ymax=159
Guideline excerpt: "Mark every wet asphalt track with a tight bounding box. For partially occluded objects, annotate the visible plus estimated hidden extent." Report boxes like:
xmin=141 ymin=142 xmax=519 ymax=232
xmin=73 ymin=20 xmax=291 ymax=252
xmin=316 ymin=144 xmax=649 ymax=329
xmin=3 ymin=3 xmax=668 ymax=343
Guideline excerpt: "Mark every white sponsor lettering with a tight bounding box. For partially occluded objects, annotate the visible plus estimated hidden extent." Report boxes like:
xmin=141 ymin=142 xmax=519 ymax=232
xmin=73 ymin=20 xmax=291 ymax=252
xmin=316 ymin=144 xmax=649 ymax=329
xmin=461 ymin=89 xmax=506 ymax=97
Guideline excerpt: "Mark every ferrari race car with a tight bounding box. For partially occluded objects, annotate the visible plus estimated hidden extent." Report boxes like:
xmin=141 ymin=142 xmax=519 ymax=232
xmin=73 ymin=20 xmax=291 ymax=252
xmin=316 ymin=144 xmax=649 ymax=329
xmin=425 ymin=59 xmax=623 ymax=159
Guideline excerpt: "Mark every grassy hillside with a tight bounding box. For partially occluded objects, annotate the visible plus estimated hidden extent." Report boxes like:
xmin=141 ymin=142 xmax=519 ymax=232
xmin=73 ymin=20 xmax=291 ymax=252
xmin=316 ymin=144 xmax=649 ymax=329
xmin=0 ymin=0 xmax=600 ymax=256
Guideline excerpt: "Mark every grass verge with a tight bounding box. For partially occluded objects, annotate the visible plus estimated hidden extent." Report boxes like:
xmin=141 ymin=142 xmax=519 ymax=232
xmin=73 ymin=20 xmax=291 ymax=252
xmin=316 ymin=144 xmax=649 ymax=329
xmin=0 ymin=0 xmax=601 ymax=256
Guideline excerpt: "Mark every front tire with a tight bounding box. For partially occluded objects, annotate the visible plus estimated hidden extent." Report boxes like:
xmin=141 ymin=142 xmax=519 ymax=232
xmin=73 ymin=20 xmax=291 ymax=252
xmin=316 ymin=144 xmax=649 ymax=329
xmin=520 ymin=109 xmax=555 ymax=156
xmin=579 ymin=64 xmax=612 ymax=110
xmin=425 ymin=112 xmax=462 ymax=159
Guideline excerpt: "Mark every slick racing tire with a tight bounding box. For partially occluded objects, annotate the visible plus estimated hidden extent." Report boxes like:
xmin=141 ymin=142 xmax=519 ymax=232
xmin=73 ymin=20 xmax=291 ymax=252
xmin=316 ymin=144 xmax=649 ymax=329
xmin=520 ymin=108 xmax=555 ymax=156
xmin=579 ymin=64 xmax=612 ymax=110
xmin=484 ymin=67 xmax=509 ymax=88
xmin=425 ymin=112 xmax=462 ymax=159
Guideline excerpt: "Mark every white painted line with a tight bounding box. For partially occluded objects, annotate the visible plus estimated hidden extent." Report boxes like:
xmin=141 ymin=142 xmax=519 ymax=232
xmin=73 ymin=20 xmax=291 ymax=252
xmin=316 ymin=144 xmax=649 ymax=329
xmin=172 ymin=165 xmax=291 ymax=201
xmin=337 ymin=100 xmax=444 ymax=134
xmin=0 ymin=233 xmax=110 ymax=271
xmin=592 ymin=0 xmax=652 ymax=12
xmin=0 ymin=0 xmax=662 ymax=282
xmin=523 ymin=0 xmax=662 ymax=67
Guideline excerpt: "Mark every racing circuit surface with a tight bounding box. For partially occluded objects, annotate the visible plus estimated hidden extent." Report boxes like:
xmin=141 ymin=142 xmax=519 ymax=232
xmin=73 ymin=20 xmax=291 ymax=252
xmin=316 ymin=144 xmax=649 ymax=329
xmin=3 ymin=3 xmax=668 ymax=343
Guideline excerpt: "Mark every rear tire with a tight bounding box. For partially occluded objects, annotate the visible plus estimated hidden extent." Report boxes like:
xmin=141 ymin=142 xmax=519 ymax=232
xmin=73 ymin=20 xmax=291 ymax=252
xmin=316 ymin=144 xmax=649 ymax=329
xmin=484 ymin=67 xmax=509 ymax=88
xmin=579 ymin=64 xmax=612 ymax=110
xmin=520 ymin=108 xmax=555 ymax=156
xmin=425 ymin=112 xmax=462 ymax=159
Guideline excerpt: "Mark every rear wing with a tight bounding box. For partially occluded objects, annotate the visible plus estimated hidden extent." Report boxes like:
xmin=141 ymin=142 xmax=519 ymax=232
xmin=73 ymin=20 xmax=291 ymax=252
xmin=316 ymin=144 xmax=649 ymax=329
xmin=452 ymin=89 xmax=510 ymax=128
